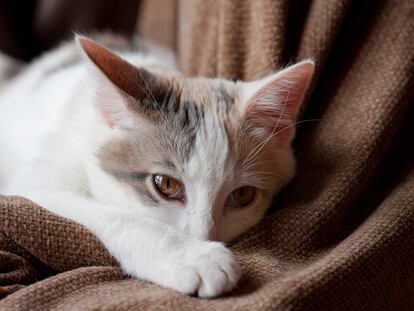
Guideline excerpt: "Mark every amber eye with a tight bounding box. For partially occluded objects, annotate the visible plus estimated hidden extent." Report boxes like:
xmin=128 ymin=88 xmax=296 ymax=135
xmin=153 ymin=175 xmax=184 ymax=200
xmin=226 ymin=186 xmax=256 ymax=208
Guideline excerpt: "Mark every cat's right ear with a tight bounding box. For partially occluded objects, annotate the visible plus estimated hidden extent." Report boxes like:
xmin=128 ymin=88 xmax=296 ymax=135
xmin=76 ymin=35 xmax=166 ymax=128
xmin=239 ymin=60 xmax=314 ymax=144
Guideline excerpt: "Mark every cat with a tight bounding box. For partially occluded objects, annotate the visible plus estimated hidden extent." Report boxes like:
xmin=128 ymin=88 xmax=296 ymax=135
xmin=0 ymin=34 xmax=314 ymax=298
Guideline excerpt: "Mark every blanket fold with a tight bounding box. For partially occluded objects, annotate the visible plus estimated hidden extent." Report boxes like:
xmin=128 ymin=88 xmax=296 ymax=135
xmin=1 ymin=0 xmax=414 ymax=310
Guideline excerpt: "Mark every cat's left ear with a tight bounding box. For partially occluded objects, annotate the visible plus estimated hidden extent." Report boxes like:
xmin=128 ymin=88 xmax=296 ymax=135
xmin=76 ymin=36 xmax=167 ymax=128
xmin=240 ymin=60 xmax=314 ymax=143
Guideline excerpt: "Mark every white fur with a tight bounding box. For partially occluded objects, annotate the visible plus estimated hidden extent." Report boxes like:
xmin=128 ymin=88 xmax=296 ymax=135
xmin=0 ymin=38 xmax=240 ymax=298
xmin=0 ymin=37 xmax=310 ymax=297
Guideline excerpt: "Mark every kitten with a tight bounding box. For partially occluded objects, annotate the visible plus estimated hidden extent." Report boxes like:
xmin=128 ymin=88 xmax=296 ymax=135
xmin=0 ymin=34 xmax=314 ymax=298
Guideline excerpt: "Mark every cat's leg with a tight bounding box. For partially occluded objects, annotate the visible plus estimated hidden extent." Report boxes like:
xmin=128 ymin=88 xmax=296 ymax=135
xmin=29 ymin=190 xmax=241 ymax=298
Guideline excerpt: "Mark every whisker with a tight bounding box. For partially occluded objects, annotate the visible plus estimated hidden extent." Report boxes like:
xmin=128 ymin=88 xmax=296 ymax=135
xmin=137 ymin=70 xmax=168 ymax=119
xmin=243 ymin=171 xmax=290 ymax=183
xmin=241 ymin=92 xmax=290 ymax=168
xmin=272 ymin=118 xmax=320 ymax=138
xmin=126 ymin=72 xmax=168 ymax=122
xmin=241 ymin=118 xmax=320 ymax=170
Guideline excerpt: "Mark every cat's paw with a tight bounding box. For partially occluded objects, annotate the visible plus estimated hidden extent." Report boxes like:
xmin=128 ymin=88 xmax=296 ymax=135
xmin=161 ymin=241 xmax=241 ymax=298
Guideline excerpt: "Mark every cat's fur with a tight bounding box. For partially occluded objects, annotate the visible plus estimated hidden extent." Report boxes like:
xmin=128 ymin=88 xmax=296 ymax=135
xmin=0 ymin=34 xmax=314 ymax=297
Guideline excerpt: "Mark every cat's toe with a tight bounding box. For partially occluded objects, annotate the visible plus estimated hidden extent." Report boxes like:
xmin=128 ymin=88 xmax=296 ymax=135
xmin=197 ymin=262 xmax=238 ymax=298
xmin=169 ymin=267 xmax=201 ymax=295
xmin=159 ymin=241 xmax=241 ymax=297
xmin=191 ymin=242 xmax=241 ymax=298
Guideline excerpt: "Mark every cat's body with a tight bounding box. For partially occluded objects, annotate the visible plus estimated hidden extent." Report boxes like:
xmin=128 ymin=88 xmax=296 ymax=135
xmin=0 ymin=35 xmax=314 ymax=297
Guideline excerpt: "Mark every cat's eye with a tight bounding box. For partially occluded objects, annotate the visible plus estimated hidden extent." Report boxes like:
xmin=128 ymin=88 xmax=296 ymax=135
xmin=153 ymin=175 xmax=184 ymax=201
xmin=226 ymin=186 xmax=256 ymax=208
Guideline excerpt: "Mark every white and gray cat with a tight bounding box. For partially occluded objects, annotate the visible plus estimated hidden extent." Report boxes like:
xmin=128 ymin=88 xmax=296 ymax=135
xmin=0 ymin=34 xmax=314 ymax=297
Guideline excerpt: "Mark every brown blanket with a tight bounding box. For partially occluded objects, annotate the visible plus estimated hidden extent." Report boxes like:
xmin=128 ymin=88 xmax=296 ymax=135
xmin=1 ymin=0 xmax=414 ymax=310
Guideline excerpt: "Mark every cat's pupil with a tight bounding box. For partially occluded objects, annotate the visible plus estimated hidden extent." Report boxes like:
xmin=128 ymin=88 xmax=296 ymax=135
xmin=153 ymin=175 xmax=184 ymax=201
xmin=230 ymin=186 xmax=256 ymax=207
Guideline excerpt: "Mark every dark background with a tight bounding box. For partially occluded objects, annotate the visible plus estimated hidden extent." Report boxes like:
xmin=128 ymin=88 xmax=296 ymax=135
xmin=0 ymin=0 xmax=140 ymax=60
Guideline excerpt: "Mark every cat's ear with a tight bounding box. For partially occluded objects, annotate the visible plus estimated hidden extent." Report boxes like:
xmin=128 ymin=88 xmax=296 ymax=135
xmin=240 ymin=60 xmax=314 ymax=143
xmin=76 ymin=35 xmax=167 ymax=128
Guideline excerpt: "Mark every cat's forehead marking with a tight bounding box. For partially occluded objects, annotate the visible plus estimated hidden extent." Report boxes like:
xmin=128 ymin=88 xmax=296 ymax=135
xmin=184 ymin=79 xmax=235 ymax=106
xmin=216 ymin=85 xmax=235 ymax=112
xmin=97 ymin=75 xmax=245 ymax=204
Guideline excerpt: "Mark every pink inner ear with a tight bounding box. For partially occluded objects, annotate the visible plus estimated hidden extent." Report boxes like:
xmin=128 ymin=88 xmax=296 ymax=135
xmin=245 ymin=61 xmax=314 ymax=139
xmin=100 ymin=109 xmax=115 ymax=129
xmin=77 ymin=37 xmax=168 ymax=128
xmin=79 ymin=38 xmax=149 ymax=99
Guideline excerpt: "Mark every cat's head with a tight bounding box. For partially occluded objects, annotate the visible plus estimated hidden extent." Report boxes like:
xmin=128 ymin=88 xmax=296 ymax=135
xmin=77 ymin=36 xmax=314 ymax=242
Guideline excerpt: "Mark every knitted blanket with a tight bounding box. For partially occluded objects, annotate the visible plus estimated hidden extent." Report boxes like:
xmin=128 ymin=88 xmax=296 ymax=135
xmin=1 ymin=0 xmax=414 ymax=310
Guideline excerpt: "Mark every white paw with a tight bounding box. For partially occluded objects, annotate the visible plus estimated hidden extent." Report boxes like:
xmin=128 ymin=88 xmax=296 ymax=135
xmin=160 ymin=241 xmax=241 ymax=298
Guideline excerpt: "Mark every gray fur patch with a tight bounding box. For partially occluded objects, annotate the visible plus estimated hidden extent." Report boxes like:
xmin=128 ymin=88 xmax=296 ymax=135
xmin=217 ymin=86 xmax=235 ymax=113
xmin=139 ymin=88 xmax=202 ymax=161
xmin=97 ymin=73 xmax=241 ymax=208
xmin=105 ymin=169 xmax=159 ymax=206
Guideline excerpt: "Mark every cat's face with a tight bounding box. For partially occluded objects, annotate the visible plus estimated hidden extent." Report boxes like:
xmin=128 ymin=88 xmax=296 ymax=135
xmin=78 ymin=37 xmax=314 ymax=242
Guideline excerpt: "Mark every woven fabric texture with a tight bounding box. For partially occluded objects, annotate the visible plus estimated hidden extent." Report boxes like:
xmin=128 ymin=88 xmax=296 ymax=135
xmin=1 ymin=0 xmax=414 ymax=310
